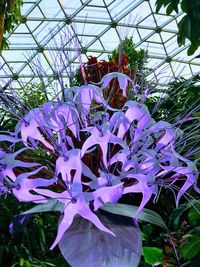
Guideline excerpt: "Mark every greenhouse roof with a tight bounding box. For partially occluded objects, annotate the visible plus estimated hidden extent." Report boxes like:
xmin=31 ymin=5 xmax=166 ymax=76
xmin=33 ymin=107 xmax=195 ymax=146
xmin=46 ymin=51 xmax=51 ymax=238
xmin=0 ymin=0 xmax=200 ymax=89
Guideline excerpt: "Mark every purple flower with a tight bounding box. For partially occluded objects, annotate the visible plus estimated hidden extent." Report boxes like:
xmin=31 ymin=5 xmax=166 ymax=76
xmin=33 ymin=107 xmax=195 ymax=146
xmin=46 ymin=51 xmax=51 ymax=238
xmin=123 ymin=173 xmax=158 ymax=217
xmin=0 ymin=70 xmax=199 ymax=252
xmin=0 ymin=148 xmax=40 ymax=181
xmin=13 ymin=166 xmax=55 ymax=203
xmin=81 ymin=122 xmax=125 ymax=168
xmin=34 ymin=186 xmax=117 ymax=249
xmin=16 ymin=109 xmax=54 ymax=150
xmin=101 ymin=72 xmax=134 ymax=97
xmin=56 ymin=149 xmax=82 ymax=185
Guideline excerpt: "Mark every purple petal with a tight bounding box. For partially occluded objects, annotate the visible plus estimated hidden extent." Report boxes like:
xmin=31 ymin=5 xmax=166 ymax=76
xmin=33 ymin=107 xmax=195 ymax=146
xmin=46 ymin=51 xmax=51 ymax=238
xmin=173 ymin=167 xmax=197 ymax=206
xmin=50 ymin=205 xmax=77 ymax=250
xmin=92 ymin=183 xmax=123 ymax=210
xmin=149 ymin=121 xmax=175 ymax=149
xmin=56 ymin=149 xmax=82 ymax=185
xmin=0 ymin=134 xmax=20 ymax=143
xmin=78 ymin=197 xmax=115 ymax=237
xmin=20 ymin=119 xmax=53 ymax=149
xmin=101 ymin=73 xmax=116 ymax=89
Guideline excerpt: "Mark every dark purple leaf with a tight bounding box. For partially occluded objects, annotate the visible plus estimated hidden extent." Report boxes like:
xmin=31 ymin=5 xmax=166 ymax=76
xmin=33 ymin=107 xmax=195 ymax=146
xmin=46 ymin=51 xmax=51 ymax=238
xmin=59 ymin=212 xmax=142 ymax=267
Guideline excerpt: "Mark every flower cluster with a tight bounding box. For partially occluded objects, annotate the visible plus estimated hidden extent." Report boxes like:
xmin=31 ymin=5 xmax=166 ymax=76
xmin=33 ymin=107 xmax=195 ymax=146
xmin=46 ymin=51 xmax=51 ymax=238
xmin=0 ymin=72 xmax=199 ymax=250
xmin=75 ymin=53 xmax=135 ymax=108
xmin=81 ymin=54 xmax=131 ymax=84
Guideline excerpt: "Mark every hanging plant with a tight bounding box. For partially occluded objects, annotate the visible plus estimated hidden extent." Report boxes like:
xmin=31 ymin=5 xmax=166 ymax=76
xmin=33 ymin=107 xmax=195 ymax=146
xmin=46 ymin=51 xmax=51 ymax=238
xmin=0 ymin=0 xmax=23 ymax=51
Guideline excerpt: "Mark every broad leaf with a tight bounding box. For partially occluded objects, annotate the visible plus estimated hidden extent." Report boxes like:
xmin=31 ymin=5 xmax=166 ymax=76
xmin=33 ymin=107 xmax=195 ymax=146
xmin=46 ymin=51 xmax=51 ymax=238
xmin=188 ymin=43 xmax=198 ymax=56
xmin=22 ymin=199 xmax=64 ymax=214
xmin=101 ymin=203 xmax=168 ymax=231
xmin=169 ymin=204 xmax=186 ymax=229
xmin=143 ymin=247 xmax=163 ymax=265
xmin=166 ymin=2 xmax=174 ymax=15
xmin=59 ymin=212 xmax=142 ymax=267
xmin=180 ymin=235 xmax=200 ymax=260
xmin=188 ymin=204 xmax=200 ymax=226
xmin=190 ymin=252 xmax=200 ymax=267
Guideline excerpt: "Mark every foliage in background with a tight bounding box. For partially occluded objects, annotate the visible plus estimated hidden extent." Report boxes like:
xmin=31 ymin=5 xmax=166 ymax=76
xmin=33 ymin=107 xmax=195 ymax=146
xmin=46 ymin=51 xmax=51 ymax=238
xmin=139 ymin=75 xmax=200 ymax=266
xmin=148 ymin=74 xmax=200 ymax=122
xmin=139 ymin=198 xmax=200 ymax=267
xmin=146 ymin=74 xmax=200 ymax=170
xmin=0 ymin=195 xmax=69 ymax=267
xmin=72 ymin=37 xmax=146 ymax=87
xmin=0 ymin=82 xmax=47 ymax=131
xmin=108 ymin=37 xmax=146 ymax=71
xmin=155 ymin=0 xmax=200 ymax=55
xmin=0 ymin=0 xmax=23 ymax=51
xmin=72 ymin=37 xmax=147 ymax=109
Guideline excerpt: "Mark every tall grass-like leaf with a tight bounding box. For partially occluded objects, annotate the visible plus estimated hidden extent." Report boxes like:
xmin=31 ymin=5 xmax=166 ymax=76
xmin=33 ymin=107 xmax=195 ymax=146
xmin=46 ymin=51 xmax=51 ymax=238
xmin=101 ymin=203 xmax=168 ymax=231
xmin=22 ymin=199 xmax=64 ymax=214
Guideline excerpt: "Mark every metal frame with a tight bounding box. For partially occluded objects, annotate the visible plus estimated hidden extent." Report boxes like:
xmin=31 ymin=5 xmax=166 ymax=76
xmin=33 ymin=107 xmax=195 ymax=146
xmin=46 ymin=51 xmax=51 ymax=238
xmin=0 ymin=0 xmax=200 ymax=89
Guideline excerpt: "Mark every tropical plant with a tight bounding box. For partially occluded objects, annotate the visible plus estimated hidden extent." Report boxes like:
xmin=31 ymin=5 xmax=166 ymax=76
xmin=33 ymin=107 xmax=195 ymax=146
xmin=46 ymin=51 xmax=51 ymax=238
xmin=0 ymin=0 xmax=23 ymax=51
xmin=72 ymin=37 xmax=146 ymax=87
xmin=108 ymin=37 xmax=146 ymax=71
xmin=155 ymin=0 xmax=200 ymax=55
xmin=0 ymin=26 xmax=200 ymax=267
xmin=1 ymin=69 xmax=200 ymax=267
xmin=0 ymin=82 xmax=47 ymax=132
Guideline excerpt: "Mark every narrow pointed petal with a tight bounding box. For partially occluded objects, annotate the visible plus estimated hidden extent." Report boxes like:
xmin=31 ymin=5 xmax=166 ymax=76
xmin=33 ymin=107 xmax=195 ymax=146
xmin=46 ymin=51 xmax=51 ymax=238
xmin=50 ymin=206 xmax=77 ymax=250
xmin=56 ymin=149 xmax=82 ymax=186
xmin=92 ymin=183 xmax=123 ymax=210
xmin=101 ymin=73 xmax=115 ymax=89
xmin=0 ymin=134 xmax=20 ymax=143
xmin=34 ymin=189 xmax=70 ymax=204
xmin=79 ymin=201 xmax=115 ymax=237
xmin=118 ymin=73 xmax=128 ymax=96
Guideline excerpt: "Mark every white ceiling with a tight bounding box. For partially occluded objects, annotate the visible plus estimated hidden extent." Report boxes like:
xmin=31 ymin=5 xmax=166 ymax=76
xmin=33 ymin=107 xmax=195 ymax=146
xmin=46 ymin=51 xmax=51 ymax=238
xmin=0 ymin=0 xmax=200 ymax=89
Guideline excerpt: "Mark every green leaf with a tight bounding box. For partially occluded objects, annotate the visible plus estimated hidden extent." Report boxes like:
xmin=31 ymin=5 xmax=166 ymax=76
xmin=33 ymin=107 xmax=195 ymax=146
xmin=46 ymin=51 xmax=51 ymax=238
xmin=22 ymin=200 xmax=64 ymax=214
xmin=193 ymin=112 xmax=200 ymax=117
xmin=25 ymin=260 xmax=31 ymax=267
xmin=100 ymin=203 xmax=168 ymax=231
xmin=166 ymin=3 xmax=174 ymax=15
xmin=181 ymin=0 xmax=187 ymax=12
xmin=155 ymin=0 xmax=170 ymax=13
xmin=142 ymin=232 xmax=147 ymax=241
xmin=169 ymin=204 xmax=186 ymax=229
xmin=143 ymin=247 xmax=163 ymax=265
xmin=178 ymin=16 xmax=191 ymax=43
xmin=187 ymin=43 xmax=198 ymax=56
xmin=181 ymin=235 xmax=200 ymax=260
xmin=20 ymin=258 xmax=25 ymax=266
xmin=188 ymin=204 xmax=200 ymax=226
xmin=194 ymin=151 xmax=200 ymax=160
xmin=38 ymin=228 xmax=46 ymax=252
xmin=171 ymin=0 xmax=179 ymax=13
xmin=155 ymin=0 xmax=180 ymax=14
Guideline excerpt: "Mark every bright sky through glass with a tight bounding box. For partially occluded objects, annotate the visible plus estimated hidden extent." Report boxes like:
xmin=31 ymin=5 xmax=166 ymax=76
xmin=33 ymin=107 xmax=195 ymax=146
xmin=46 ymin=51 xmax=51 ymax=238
xmin=0 ymin=0 xmax=200 ymax=89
